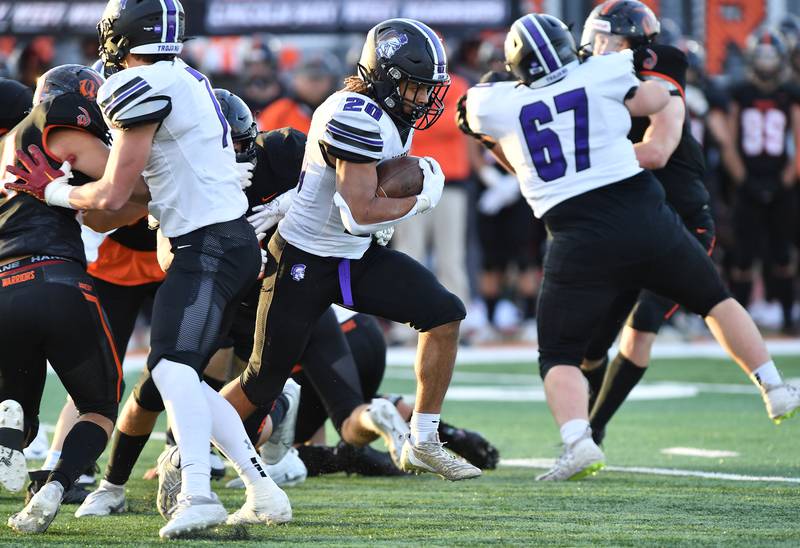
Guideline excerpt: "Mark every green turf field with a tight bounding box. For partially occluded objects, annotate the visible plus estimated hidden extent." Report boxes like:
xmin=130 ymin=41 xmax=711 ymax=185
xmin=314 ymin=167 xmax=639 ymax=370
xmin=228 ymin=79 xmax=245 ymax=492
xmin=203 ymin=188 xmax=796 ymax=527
xmin=0 ymin=356 xmax=798 ymax=546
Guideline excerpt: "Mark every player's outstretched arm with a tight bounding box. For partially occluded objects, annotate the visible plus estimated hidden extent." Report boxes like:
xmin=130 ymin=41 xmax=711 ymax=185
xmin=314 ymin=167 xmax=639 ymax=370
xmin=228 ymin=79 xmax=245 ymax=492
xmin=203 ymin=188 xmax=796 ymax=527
xmin=633 ymin=96 xmax=685 ymax=169
xmin=624 ymin=80 xmax=669 ymax=117
xmin=50 ymin=122 xmax=158 ymax=211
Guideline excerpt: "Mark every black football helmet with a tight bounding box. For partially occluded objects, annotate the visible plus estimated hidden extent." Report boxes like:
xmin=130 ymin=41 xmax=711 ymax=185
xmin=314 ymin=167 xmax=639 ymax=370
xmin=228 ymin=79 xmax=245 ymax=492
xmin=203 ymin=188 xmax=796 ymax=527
xmin=746 ymin=28 xmax=787 ymax=83
xmin=97 ymin=0 xmax=185 ymax=75
xmin=0 ymin=78 xmax=32 ymax=133
xmin=505 ymin=14 xmax=578 ymax=88
xmin=214 ymin=88 xmax=258 ymax=164
xmin=33 ymin=64 xmax=105 ymax=106
xmin=357 ymin=18 xmax=450 ymax=130
xmin=581 ymin=0 xmax=660 ymax=55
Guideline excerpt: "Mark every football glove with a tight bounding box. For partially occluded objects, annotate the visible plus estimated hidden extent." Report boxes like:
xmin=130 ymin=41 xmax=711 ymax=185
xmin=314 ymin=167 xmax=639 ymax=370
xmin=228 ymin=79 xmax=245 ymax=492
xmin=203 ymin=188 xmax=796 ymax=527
xmin=5 ymin=145 xmax=74 ymax=206
xmin=416 ymin=156 xmax=444 ymax=213
xmin=247 ymin=201 xmax=282 ymax=234
xmin=258 ymin=246 xmax=267 ymax=279
xmin=373 ymin=226 xmax=394 ymax=246
xmin=236 ymin=161 xmax=255 ymax=190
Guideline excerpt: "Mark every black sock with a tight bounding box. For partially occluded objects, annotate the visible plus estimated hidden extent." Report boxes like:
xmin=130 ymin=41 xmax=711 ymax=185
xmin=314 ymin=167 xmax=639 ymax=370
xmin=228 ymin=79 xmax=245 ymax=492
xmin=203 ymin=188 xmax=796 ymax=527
xmin=202 ymin=375 xmax=225 ymax=392
xmin=104 ymin=430 xmax=151 ymax=486
xmin=521 ymin=295 xmax=537 ymax=320
xmin=484 ymin=296 xmax=499 ymax=325
xmin=243 ymin=406 xmax=271 ymax=446
xmin=582 ymin=355 xmax=608 ymax=412
xmin=269 ymin=393 xmax=290 ymax=430
xmin=590 ymin=353 xmax=646 ymax=435
xmin=49 ymin=421 xmax=108 ymax=492
xmin=772 ymin=276 xmax=795 ymax=329
xmin=165 ymin=428 xmax=176 ymax=447
xmin=729 ymin=280 xmax=753 ymax=308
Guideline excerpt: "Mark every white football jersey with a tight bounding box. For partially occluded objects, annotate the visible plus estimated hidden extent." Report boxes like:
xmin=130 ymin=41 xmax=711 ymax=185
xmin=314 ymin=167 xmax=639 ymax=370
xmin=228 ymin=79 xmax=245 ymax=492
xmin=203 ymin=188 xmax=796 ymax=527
xmin=97 ymin=59 xmax=247 ymax=237
xmin=466 ymin=51 xmax=642 ymax=218
xmin=278 ymin=90 xmax=413 ymax=259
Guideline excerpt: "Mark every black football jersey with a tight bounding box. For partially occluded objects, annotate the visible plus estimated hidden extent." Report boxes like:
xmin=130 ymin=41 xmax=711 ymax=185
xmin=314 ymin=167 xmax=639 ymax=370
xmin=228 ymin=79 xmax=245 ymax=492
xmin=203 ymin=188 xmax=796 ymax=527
xmin=729 ymin=80 xmax=795 ymax=178
xmin=629 ymin=44 xmax=709 ymax=217
xmin=0 ymin=92 xmax=110 ymax=265
xmin=109 ymin=216 xmax=156 ymax=251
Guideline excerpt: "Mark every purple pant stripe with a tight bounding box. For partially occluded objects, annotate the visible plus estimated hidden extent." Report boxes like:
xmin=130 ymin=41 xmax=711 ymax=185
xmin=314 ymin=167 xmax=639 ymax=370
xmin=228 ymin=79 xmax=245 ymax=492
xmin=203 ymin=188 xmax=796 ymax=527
xmin=338 ymin=259 xmax=354 ymax=307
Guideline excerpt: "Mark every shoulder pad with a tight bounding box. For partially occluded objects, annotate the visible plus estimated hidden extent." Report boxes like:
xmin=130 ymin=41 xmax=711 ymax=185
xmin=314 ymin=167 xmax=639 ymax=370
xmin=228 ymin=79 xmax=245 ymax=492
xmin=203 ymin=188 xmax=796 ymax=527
xmin=43 ymin=93 xmax=109 ymax=144
xmin=319 ymin=93 xmax=385 ymax=163
xmin=634 ymin=45 xmax=687 ymax=95
xmin=97 ymin=67 xmax=172 ymax=130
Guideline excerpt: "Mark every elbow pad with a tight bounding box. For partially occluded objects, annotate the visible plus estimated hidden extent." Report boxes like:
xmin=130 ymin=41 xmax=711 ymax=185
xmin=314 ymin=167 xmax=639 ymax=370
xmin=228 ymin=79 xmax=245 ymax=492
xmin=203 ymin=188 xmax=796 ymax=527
xmin=333 ymin=192 xmax=419 ymax=236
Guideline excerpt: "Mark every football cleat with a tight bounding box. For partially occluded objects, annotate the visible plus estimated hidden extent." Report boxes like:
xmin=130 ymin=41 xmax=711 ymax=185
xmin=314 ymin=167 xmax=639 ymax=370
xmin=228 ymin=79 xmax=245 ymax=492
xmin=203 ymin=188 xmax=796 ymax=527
xmin=27 ymin=470 xmax=89 ymax=505
xmin=0 ymin=400 xmax=27 ymax=492
xmin=226 ymin=477 xmax=292 ymax=526
xmin=8 ymin=481 xmax=63 ymax=534
xmin=158 ymin=493 xmax=227 ymax=540
xmin=361 ymin=398 xmax=409 ymax=469
xmin=22 ymin=428 xmax=49 ymax=460
xmin=156 ymin=446 xmax=183 ymax=520
xmin=75 ymin=462 xmax=99 ymax=487
xmin=535 ymin=430 xmax=605 ymax=481
xmin=336 ymin=442 xmax=407 ymax=477
xmin=438 ymin=422 xmax=500 ymax=470
xmin=74 ymin=480 xmax=127 ymax=517
xmin=761 ymin=383 xmax=800 ymax=424
xmin=226 ymin=447 xmax=307 ymax=489
xmin=210 ymin=448 xmax=226 ymax=481
xmin=260 ymin=379 xmax=301 ymax=465
xmin=400 ymin=436 xmax=482 ymax=481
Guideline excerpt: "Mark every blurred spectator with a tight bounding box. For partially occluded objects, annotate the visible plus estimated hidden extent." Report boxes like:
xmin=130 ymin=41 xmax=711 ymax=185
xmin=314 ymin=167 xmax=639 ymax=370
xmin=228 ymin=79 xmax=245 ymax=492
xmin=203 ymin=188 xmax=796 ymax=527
xmin=257 ymin=52 xmax=340 ymax=134
xmin=16 ymin=38 xmax=54 ymax=89
xmin=392 ymin=71 xmax=472 ymax=324
xmin=0 ymin=78 xmax=33 ymax=134
xmin=239 ymin=41 xmax=285 ymax=114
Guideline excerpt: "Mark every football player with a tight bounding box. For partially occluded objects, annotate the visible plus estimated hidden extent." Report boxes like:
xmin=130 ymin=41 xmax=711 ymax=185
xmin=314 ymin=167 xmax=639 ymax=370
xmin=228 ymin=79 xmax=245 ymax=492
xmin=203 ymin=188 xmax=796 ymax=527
xmin=0 ymin=78 xmax=32 ymax=135
xmin=0 ymin=64 xmax=147 ymax=534
xmin=6 ymin=0 xmax=289 ymax=538
xmin=460 ymin=13 xmax=800 ymax=481
xmin=574 ymin=0 xmax=717 ymax=444
xmin=724 ymin=29 xmax=800 ymax=333
xmin=220 ymin=18 xmax=481 ymax=481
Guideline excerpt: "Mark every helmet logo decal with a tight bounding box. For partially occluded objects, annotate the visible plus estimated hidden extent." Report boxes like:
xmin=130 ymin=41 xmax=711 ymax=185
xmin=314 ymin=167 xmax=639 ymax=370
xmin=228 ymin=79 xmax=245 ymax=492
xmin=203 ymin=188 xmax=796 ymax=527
xmin=592 ymin=19 xmax=612 ymax=32
xmin=376 ymin=31 xmax=409 ymax=60
xmin=79 ymin=78 xmax=99 ymax=101
xmin=642 ymin=48 xmax=658 ymax=70
xmin=77 ymin=106 xmax=91 ymax=127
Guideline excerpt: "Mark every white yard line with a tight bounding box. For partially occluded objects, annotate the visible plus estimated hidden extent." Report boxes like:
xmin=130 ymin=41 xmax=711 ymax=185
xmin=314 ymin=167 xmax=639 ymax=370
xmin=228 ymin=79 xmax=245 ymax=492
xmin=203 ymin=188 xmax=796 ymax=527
xmin=501 ymin=458 xmax=800 ymax=484
xmin=660 ymin=447 xmax=740 ymax=458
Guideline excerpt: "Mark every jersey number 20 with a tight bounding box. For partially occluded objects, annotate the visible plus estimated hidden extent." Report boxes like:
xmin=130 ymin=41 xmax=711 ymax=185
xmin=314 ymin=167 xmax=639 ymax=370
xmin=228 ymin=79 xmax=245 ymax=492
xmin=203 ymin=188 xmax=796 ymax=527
xmin=519 ymin=88 xmax=590 ymax=182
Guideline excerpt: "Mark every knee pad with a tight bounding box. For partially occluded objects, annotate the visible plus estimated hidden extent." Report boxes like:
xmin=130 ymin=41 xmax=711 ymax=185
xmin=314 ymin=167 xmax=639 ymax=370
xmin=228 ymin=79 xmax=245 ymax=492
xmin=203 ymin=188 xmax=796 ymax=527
xmin=239 ymin=366 xmax=280 ymax=409
xmin=419 ymin=292 xmax=466 ymax=332
xmin=538 ymin=357 xmax=581 ymax=380
xmin=133 ymin=375 xmax=166 ymax=413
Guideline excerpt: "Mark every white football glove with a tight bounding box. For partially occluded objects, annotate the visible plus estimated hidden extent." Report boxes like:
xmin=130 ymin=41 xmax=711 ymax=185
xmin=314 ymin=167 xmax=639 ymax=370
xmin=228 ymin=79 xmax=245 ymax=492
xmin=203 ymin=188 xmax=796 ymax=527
xmin=478 ymin=174 xmax=520 ymax=215
xmin=247 ymin=201 xmax=282 ymax=234
xmin=258 ymin=246 xmax=268 ymax=278
xmin=373 ymin=226 xmax=394 ymax=246
xmin=416 ymin=156 xmax=445 ymax=213
xmin=236 ymin=161 xmax=255 ymax=190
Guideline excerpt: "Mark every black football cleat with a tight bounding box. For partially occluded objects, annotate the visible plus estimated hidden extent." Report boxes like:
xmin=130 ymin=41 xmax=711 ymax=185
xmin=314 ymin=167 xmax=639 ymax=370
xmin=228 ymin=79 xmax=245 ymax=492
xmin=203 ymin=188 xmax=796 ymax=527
xmin=336 ymin=442 xmax=407 ymax=477
xmin=26 ymin=470 xmax=90 ymax=505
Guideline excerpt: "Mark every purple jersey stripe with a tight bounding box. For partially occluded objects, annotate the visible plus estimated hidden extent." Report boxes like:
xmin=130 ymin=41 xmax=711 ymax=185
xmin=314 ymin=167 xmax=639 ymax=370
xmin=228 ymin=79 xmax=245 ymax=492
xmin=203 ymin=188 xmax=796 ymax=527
xmin=164 ymin=0 xmax=177 ymax=43
xmin=521 ymin=16 xmax=560 ymax=73
xmin=106 ymin=80 xmax=149 ymax=112
xmin=326 ymin=124 xmax=383 ymax=147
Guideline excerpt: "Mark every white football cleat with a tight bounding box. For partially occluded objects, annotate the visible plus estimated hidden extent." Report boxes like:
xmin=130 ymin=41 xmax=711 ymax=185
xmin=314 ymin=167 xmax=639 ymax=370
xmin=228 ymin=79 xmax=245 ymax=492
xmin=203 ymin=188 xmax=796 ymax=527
xmin=22 ymin=428 xmax=49 ymax=460
xmin=266 ymin=447 xmax=307 ymax=487
xmin=361 ymin=398 xmax=409 ymax=469
xmin=226 ymin=476 xmax=292 ymax=526
xmin=536 ymin=430 xmax=605 ymax=481
xmin=761 ymin=383 xmax=800 ymax=424
xmin=399 ymin=436 xmax=481 ymax=481
xmin=0 ymin=400 xmax=27 ymax=492
xmin=158 ymin=493 xmax=227 ymax=539
xmin=260 ymin=379 xmax=301 ymax=465
xmin=8 ymin=481 xmax=63 ymax=534
xmin=156 ymin=446 xmax=183 ymax=520
xmin=74 ymin=480 xmax=127 ymax=517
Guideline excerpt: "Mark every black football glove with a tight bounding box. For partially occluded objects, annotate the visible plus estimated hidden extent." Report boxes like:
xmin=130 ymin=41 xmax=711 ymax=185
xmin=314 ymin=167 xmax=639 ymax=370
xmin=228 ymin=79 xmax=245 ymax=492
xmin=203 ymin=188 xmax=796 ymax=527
xmin=438 ymin=421 xmax=500 ymax=470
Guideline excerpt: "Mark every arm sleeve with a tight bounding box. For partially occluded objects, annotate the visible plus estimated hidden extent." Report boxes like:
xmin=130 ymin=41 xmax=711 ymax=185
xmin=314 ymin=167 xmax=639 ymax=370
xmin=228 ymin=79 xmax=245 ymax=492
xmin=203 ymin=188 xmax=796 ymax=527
xmin=596 ymin=50 xmax=640 ymax=102
xmin=97 ymin=73 xmax=172 ymax=130
xmin=634 ymin=45 xmax=687 ymax=98
xmin=319 ymin=99 xmax=384 ymax=163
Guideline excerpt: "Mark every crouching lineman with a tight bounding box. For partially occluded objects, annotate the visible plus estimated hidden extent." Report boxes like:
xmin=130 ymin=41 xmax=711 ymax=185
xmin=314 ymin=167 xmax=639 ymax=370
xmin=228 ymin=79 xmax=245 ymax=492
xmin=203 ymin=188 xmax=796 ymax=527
xmin=8 ymin=0 xmax=290 ymax=538
xmin=221 ymin=18 xmax=481 ymax=481
xmin=459 ymin=13 xmax=800 ymax=481
xmin=0 ymin=64 xmax=148 ymax=533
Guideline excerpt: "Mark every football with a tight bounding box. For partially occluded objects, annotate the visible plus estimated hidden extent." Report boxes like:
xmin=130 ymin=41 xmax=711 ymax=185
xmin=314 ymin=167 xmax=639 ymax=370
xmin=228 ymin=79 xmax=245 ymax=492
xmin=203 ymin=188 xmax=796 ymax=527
xmin=376 ymin=156 xmax=424 ymax=198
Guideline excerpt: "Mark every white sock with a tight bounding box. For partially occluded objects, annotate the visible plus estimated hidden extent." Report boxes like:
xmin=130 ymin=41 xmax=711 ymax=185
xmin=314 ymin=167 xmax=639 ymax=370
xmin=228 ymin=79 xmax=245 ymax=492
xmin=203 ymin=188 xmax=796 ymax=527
xmin=201 ymin=383 xmax=276 ymax=495
xmin=410 ymin=413 xmax=440 ymax=444
xmin=750 ymin=360 xmax=783 ymax=388
xmin=42 ymin=450 xmax=61 ymax=471
xmin=151 ymin=359 xmax=211 ymax=499
xmin=99 ymin=479 xmax=123 ymax=491
xmin=560 ymin=419 xmax=590 ymax=446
